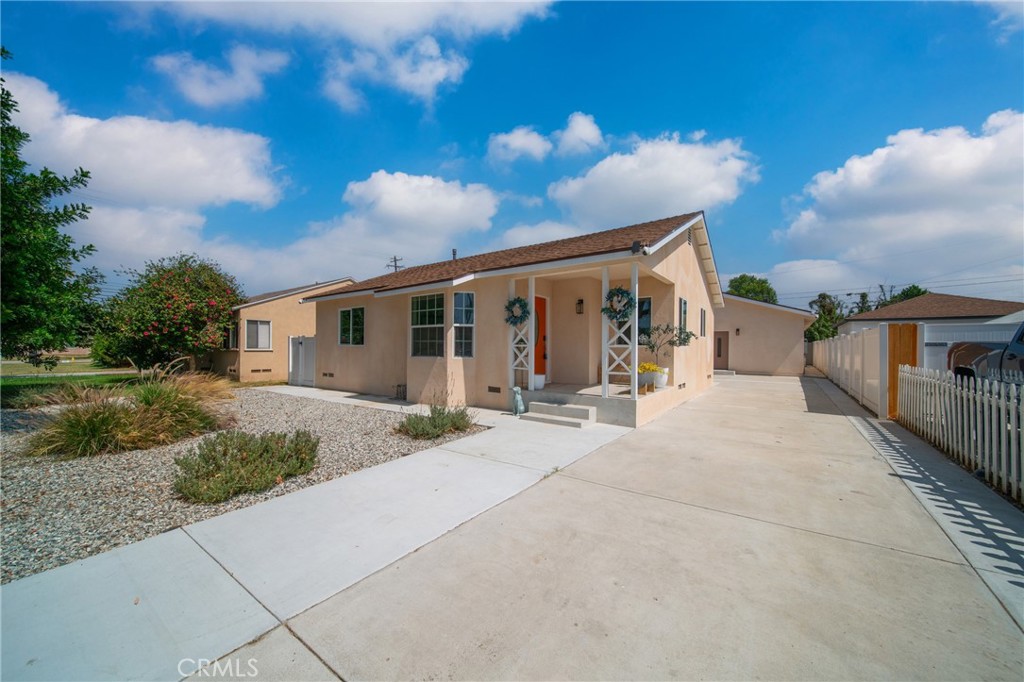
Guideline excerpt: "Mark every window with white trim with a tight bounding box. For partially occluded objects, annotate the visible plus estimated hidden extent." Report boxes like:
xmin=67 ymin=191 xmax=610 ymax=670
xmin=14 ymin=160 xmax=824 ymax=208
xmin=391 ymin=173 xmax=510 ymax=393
xmin=700 ymin=308 xmax=706 ymax=337
xmin=453 ymin=292 xmax=474 ymax=358
xmin=617 ymin=296 xmax=652 ymax=337
xmin=679 ymin=298 xmax=688 ymax=331
xmin=245 ymin=320 xmax=271 ymax=350
xmin=411 ymin=294 xmax=444 ymax=357
xmin=222 ymin=322 xmax=238 ymax=350
xmin=339 ymin=307 xmax=364 ymax=345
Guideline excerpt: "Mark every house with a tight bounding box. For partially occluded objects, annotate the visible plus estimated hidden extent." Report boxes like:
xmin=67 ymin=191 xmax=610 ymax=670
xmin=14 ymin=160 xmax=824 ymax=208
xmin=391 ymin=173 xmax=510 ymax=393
xmin=713 ymin=294 xmax=815 ymax=376
xmin=303 ymin=213 xmax=724 ymax=427
xmin=209 ymin=278 xmax=353 ymax=383
xmin=840 ymin=293 xmax=1024 ymax=335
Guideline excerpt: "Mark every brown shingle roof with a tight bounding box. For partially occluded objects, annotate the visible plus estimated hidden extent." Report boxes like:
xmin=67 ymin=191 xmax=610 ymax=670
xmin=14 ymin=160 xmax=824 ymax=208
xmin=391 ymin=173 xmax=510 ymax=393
xmin=309 ymin=213 xmax=703 ymax=299
xmin=846 ymin=292 xmax=1024 ymax=321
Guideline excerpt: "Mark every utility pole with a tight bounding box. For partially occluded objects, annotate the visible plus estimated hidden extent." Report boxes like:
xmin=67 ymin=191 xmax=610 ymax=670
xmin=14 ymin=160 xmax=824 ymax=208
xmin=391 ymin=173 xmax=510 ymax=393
xmin=386 ymin=255 xmax=405 ymax=273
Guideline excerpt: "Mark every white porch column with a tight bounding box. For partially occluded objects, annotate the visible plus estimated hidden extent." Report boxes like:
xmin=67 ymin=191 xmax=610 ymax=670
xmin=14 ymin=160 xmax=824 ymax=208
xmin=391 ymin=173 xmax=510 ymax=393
xmin=508 ymin=279 xmax=515 ymax=389
xmin=601 ymin=266 xmax=609 ymax=398
xmin=527 ymin=276 xmax=536 ymax=391
xmin=630 ymin=261 xmax=639 ymax=400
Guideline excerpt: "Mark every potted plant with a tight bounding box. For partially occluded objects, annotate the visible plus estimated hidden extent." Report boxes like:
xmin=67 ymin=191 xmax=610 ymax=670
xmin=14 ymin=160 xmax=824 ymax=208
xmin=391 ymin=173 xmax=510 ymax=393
xmin=639 ymin=324 xmax=697 ymax=388
xmin=637 ymin=362 xmax=662 ymax=388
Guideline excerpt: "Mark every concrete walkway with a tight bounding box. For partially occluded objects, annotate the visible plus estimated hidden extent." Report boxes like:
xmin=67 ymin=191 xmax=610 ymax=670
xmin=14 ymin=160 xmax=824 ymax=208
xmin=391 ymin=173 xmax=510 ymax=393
xmin=0 ymin=396 xmax=629 ymax=681
xmin=3 ymin=377 xmax=1022 ymax=680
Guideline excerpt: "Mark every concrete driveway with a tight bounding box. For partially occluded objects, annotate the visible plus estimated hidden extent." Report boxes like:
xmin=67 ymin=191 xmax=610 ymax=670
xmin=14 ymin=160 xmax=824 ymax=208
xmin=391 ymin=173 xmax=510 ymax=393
xmin=279 ymin=375 xmax=1022 ymax=681
xmin=3 ymin=376 xmax=1021 ymax=681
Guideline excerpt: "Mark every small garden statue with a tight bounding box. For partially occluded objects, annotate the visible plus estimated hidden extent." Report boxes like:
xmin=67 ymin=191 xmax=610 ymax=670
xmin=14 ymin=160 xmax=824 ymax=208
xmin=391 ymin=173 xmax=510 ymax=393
xmin=511 ymin=386 xmax=526 ymax=416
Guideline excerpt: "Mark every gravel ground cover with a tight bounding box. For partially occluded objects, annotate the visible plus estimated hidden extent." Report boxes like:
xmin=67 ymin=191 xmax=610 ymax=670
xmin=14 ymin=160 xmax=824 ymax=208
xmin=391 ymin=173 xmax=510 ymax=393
xmin=0 ymin=389 xmax=485 ymax=584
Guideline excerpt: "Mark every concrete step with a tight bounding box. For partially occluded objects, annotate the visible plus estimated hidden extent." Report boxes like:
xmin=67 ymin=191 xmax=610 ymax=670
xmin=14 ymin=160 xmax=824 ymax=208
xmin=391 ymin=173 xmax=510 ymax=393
xmin=527 ymin=402 xmax=596 ymax=422
xmin=521 ymin=402 xmax=596 ymax=428
xmin=714 ymin=369 xmax=736 ymax=376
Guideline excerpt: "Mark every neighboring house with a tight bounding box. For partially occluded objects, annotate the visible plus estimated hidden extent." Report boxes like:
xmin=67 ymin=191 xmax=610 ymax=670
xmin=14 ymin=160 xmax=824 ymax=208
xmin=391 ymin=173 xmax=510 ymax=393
xmin=304 ymin=212 xmax=724 ymax=427
xmin=209 ymin=278 xmax=353 ymax=383
xmin=840 ymin=293 xmax=1024 ymax=335
xmin=713 ymin=294 xmax=815 ymax=376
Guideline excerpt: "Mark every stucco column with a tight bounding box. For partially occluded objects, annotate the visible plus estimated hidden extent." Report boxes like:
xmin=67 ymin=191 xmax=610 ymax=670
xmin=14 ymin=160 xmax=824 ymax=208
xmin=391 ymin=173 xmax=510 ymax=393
xmin=630 ymin=261 xmax=639 ymax=400
xmin=601 ymin=266 xmax=609 ymax=398
xmin=508 ymin=279 xmax=515 ymax=390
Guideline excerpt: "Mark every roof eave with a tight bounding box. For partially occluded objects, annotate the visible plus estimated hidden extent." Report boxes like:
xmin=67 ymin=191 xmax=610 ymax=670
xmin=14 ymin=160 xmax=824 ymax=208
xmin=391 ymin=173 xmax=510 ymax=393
xmin=235 ymin=277 xmax=354 ymax=310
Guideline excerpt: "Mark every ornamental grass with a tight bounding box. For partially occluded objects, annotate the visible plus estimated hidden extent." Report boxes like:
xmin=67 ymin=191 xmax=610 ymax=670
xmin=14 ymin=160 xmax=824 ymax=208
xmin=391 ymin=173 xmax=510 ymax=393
xmin=24 ymin=372 xmax=232 ymax=459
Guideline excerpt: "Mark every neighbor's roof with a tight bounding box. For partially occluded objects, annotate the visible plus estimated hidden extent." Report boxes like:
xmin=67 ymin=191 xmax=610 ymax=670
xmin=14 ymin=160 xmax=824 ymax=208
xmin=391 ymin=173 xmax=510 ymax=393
xmin=235 ymin=277 xmax=354 ymax=310
xmin=845 ymin=293 xmax=1024 ymax=321
xmin=307 ymin=212 xmax=708 ymax=300
xmin=723 ymin=293 xmax=815 ymax=318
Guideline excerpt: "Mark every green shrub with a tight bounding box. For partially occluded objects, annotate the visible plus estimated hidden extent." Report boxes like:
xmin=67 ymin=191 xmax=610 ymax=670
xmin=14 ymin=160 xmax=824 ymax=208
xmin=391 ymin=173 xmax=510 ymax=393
xmin=27 ymin=391 xmax=146 ymax=458
xmin=174 ymin=430 xmax=320 ymax=504
xmin=397 ymin=404 xmax=474 ymax=440
xmin=25 ymin=384 xmax=223 ymax=459
xmin=131 ymin=382 xmax=220 ymax=440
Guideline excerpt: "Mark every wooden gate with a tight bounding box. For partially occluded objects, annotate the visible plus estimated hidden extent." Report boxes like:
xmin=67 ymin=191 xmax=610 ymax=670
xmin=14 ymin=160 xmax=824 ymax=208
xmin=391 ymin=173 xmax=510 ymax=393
xmin=887 ymin=323 xmax=918 ymax=418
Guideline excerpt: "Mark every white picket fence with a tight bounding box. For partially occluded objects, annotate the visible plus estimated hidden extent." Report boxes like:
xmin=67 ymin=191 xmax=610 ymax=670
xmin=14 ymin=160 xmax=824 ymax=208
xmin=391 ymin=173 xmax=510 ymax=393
xmin=897 ymin=366 xmax=1023 ymax=503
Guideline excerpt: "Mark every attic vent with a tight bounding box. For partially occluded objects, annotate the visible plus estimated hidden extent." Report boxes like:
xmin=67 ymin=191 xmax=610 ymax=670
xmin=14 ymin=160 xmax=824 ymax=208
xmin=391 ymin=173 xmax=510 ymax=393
xmin=687 ymin=229 xmax=692 ymax=245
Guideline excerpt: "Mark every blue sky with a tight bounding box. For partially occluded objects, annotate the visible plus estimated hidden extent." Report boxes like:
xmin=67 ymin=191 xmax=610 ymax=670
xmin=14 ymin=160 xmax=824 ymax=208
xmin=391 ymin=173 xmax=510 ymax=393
xmin=3 ymin=1 xmax=1022 ymax=307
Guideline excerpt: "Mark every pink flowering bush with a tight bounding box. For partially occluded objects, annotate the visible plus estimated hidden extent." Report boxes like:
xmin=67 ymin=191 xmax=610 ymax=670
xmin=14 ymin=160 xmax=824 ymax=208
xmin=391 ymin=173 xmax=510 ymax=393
xmin=92 ymin=254 xmax=244 ymax=369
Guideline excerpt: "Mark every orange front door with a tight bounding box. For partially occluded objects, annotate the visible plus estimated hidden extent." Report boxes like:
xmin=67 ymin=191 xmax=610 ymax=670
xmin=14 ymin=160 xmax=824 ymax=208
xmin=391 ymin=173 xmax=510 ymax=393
xmin=534 ymin=296 xmax=547 ymax=375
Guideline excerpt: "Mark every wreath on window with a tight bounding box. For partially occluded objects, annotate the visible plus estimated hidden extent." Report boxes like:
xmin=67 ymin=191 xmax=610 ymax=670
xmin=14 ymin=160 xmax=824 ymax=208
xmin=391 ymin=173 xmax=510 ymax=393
xmin=504 ymin=296 xmax=531 ymax=326
xmin=601 ymin=286 xmax=636 ymax=323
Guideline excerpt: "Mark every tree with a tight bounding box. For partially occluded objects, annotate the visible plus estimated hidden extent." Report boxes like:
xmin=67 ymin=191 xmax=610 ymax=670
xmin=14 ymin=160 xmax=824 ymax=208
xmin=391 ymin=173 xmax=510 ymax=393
xmin=93 ymin=254 xmax=245 ymax=369
xmin=726 ymin=274 xmax=778 ymax=304
xmin=1 ymin=48 xmax=102 ymax=365
xmin=805 ymin=293 xmax=847 ymax=341
xmin=849 ymin=291 xmax=872 ymax=315
xmin=876 ymin=284 xmax=928 ymax=309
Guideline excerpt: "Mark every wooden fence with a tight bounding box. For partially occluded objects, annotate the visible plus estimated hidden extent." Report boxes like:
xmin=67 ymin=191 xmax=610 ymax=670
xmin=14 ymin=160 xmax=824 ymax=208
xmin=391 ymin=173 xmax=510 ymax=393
xmin=897 ymin=365 xmax=1022 ymax=503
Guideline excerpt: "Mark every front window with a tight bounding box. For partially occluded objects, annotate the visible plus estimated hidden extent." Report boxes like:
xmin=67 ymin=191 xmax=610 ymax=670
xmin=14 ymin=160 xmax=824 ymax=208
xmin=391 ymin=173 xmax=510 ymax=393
xmin=679 ymin=298 xmax=688 ymax=331
xmin=453 ymin=292 xmax=474 ymax=358
xmin=339 ymin=307 xmax=364 ymax=345
xmin=411 ymin=293 xmax=444 ymax=357
xmin=222 ymin=322 xmax=238 ymax=350
xmin=245 ymin=320 xmax=271 ymax=350
xmin=618 ymin=296 xmax=652 ymax=337
xmin=700 ymin=308 xmax=707 ymax=337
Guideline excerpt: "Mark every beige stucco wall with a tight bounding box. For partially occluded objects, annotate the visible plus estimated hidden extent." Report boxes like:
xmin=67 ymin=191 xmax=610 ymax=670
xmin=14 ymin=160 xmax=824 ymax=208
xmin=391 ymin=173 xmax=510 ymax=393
xmin=714 ymin=297 xmax=812 ymax=376
xmin=316 ymin=293 xmax=407 ymax=397
xmin=211 ymin=281 xmax=351 ymax=383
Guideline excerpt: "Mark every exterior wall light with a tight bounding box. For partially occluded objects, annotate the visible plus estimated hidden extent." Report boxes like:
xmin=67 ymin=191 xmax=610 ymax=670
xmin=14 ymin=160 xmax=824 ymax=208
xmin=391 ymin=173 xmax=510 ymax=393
xmin=576 ymin=299 xmax=584 ymax=315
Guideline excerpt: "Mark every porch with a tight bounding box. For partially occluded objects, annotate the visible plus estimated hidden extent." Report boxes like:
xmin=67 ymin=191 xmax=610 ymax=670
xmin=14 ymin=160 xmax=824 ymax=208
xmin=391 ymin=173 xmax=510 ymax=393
xmin=522 ymin=381 xmax=684 ymax=428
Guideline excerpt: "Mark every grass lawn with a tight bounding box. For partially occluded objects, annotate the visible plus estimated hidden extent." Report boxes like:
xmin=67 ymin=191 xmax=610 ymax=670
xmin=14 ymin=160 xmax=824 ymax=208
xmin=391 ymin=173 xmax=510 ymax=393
xmin=0 ymin=360 xmax=132 ymax=376
xmin=0 ymin=374 xmax=136 ymax=409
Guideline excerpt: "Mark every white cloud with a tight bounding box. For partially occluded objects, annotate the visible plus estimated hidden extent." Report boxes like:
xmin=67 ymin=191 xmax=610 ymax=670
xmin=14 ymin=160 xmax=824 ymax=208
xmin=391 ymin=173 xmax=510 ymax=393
xmin=78 ymin=171 xmax=500 ymax=294
xmin=5 ymin=73 xmax=281 ymax=209
xmin=494 ymin=221 xmax=583 ymax=249
xmin=770 ymin=110 xmax=1024 ymax=305
xmin=548 ymin=132 xmax=759 ymax=228
xmin=554 ymin=112 xmax=604 ymax=156
xmin=152 ymin=45 xmax=290 ymax=108
xmin=977 ymin=1 xmax=1024 ymax=40
xmin=323 ymin=37 xmax=468 ymax=111
xmin=487 ymin=126 xmax=553 ymax=163
xmin=158 ymin=2 xmax=551 ymax=109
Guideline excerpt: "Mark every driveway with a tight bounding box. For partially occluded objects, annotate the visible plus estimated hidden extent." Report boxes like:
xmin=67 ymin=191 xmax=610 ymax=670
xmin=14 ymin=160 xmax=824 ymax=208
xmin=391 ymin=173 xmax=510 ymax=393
xmin=281 ymin=375 xmax=1022 ymax=680
xmin=3 ymin=376 xmax=1021 ymax=681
